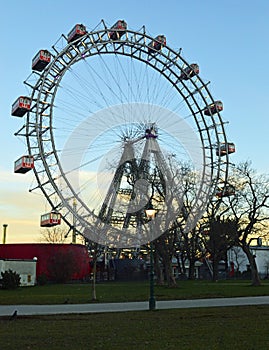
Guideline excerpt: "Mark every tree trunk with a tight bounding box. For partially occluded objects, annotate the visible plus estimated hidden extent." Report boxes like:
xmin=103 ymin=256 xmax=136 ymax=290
xmin=188 ymin=258 xmax=196 ymax=280
xmin=163 ymin=258 xmax=177 ymax=287
xmin=242 ymin=245 xmax=261 ymax=286
xmin=155 ymin=251 xmax=164 ymax=285
xmin=180 ymin=255 xmax=187 ymax=277
xmin=212 ymin=258 xmax=219 ymax=282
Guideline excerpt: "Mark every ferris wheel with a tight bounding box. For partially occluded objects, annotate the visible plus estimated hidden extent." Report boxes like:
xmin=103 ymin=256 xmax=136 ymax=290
xmin=12 ymin=19 xmax=235 ymax=248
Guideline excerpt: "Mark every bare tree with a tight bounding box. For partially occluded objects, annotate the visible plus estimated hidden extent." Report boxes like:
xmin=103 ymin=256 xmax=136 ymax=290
xmin=152 ymin=160 xmax=200 ymax=286
xmin=205 ymin=217 xmax=238 ymax=281
xmin=221 ymin=161 xmax=269 ymax=286
xmin=86 ymin=240 xmax=104 ymax=301
xmin=39 ymin=226 xmax=68 ymax=243
xmin=154 ymin=228 xmax=178 ymax=287
xmin=229 ymin=246 xmax=249 ymax=276
xmin=174 ymin=168 xmax=209 ymax=280
xmin=181 ymin=226 xmax=204 ymax=280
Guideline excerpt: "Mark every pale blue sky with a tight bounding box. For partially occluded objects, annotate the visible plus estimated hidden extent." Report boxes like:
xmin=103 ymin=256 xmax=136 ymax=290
xmin=1 ymin=0 xmax=268 ymax=242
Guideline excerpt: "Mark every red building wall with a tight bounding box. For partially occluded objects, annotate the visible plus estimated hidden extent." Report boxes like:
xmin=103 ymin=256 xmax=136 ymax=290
xmin=0 ymin=243 xmax=91 ymax=281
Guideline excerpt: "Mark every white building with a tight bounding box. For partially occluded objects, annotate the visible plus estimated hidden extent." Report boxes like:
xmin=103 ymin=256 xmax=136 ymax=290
xmin=227 ymin=246 xmax=269 ymax=278
xmin=0 ymin=258 xmax=37 ymax=286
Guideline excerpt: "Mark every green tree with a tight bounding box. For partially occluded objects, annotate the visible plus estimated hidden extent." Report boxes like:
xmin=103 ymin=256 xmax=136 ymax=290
xmin=1 ymin=269 xmax=21 ymax=289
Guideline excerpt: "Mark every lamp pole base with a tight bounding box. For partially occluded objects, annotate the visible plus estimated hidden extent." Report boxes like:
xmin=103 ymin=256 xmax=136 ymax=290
xmin=149 ymin=296 xmax=156 ymax=311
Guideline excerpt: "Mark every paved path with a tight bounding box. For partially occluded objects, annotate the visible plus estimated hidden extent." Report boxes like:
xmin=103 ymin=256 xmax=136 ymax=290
xmin=1 ymin=296 xmax=269 ymax=316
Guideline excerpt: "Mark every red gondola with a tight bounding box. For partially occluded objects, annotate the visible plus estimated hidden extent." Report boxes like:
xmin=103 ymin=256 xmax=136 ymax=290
xmin=148 ymin=35 xmax=166 ymax=54
xmin=204 ymin=100 xmax=223 ymax=116
xmin=216 ymin=142 xmax=236 ymax=156
xmin=108 ymin=20 xmax=127 ymax=40
xmin=216 ymin=184 xmax=235 ymax=198
xmin=40 ymin=211 xmax=61 ymax=227
xmin=14 ymin=155 xmax=34 ymax=174
xmin=67 ymin=24 xmax=87 ymax=43
xmin=32 ymin=50 xmax=51 ymax=71
xmin=11 ymin=96 xmax=31 ymax=117
xmin=180 ymin=63 xmax=199 ymax=80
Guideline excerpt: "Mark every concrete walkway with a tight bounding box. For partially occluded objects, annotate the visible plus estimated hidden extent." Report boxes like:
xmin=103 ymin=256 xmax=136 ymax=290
xmin=1 ymin=296 xmax=269 ymax=316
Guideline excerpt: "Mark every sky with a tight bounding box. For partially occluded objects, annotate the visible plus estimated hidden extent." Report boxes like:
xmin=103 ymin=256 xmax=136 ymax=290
xmin=1 ymin=0 xmax=269 ymax=244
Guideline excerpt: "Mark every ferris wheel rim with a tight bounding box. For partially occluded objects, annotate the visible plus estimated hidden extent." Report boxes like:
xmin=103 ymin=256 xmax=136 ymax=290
xmin=18 ymin=20 xmax=230 ymax=243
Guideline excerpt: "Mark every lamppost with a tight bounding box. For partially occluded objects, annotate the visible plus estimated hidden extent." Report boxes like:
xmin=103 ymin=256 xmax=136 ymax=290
xmin=145 ymin=202 xmax=157 ymax=311
xmin=72 ymin=198 xmax=77 ymax=244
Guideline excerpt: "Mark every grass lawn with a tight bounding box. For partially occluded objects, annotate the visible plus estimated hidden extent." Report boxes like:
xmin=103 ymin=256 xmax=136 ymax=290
xmin=1 ymin=279 xmax=269 ymax=305
xmin=1 ymin=306 xmax=269 ymax=349
xmin=1 ymin=280 xmax=269 ymax=349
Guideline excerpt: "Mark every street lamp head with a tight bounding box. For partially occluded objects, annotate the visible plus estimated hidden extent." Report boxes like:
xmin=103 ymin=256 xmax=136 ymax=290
xmin=145 ymin=201 xmax=157 ymax=219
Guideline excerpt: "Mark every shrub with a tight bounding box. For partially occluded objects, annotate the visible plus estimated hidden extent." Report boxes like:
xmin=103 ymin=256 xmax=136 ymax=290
xmin=1 ymin=269 xmax=21 ymax=289
xmin=37 ymin=273 xmax=48 ymax=286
